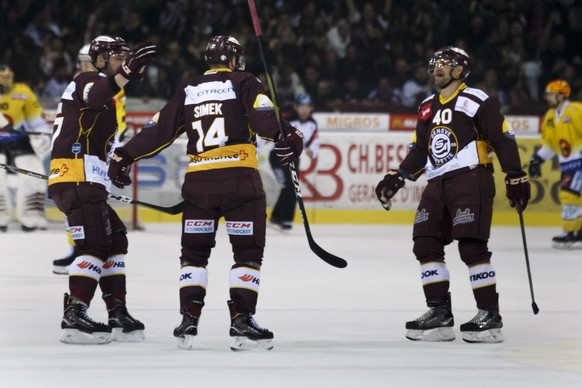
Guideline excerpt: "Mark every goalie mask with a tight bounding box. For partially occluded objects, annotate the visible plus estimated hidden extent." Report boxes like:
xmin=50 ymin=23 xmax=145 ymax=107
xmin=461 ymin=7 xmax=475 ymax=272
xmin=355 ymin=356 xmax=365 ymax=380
xmin=89 ymin=36 xmax=130 ymax=71
xmin=0 ymin=64 xmax=14 ymax=95
xmin=428 ymin=46 xmax=471 ymax=81
xmin=204 ymin=35 xmax=245 ymax=71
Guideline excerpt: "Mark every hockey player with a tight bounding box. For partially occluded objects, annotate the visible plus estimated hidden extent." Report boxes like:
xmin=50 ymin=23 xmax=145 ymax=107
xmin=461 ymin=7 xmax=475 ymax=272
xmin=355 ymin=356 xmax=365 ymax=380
xmin=52 ymin=44 xmax=130 ymax=274
xmin=108 ymin=35 xmax=303 ymax=351
xmin=375 ymin=47 xmax=530 ymax=343
xmin=48 ymin=35 xmax=156 ymax=344
xmin=269 ymin=94 xmax=320 ymax=230
xmin=0 ymin=64 xmax=50 ymax=232
xmin=529 ymin=80 xmax=582 ymax=249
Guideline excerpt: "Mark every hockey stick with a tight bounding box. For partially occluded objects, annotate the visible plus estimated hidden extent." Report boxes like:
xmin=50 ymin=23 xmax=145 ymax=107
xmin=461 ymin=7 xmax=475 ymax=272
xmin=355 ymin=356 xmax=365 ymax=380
xmin=0 ymin=163 xmax=184 ymax=215
xmin=518 ymin=209 xmax=539 ymax=315
xmin=247 ymin=0 xmax=347 ymax=268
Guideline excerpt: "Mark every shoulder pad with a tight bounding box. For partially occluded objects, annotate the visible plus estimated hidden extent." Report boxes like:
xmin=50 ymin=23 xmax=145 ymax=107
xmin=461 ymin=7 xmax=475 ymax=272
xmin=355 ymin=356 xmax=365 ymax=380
xmin=462 ymin=87 xmax=489 ymax=102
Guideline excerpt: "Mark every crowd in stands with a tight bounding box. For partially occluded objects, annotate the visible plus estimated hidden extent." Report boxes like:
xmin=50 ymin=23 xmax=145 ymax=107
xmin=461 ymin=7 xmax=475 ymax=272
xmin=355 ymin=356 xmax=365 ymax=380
xmin=1 ymin=0 xmax=581 ymax=114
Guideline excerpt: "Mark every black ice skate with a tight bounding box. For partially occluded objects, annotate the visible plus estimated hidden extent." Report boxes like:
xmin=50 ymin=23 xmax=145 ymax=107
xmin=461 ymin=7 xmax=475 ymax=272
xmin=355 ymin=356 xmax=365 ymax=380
xmin=228 ymin=300 xmax=273 ymax=351
xmin=104 ymin=294 xmax=145 ymax=342
xmin=552 ymin=231 xmax=582 ymax=250
xmin=174 ymin=300 xmax=204 ymax=350
xmin=52 ymin=247 xmax=77 ymax=275
xmin=405 ymin=302 xmax=455 ymax=342
xmin=460 ymin=308 xmax=504 ymax=343
xmin=60 ymin=293 xmax=111 ymax=344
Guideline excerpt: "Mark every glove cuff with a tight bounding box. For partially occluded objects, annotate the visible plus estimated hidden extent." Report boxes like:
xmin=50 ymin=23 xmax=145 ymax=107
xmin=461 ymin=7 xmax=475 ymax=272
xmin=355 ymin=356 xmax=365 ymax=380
xmin=112 ymin=147 xmax=134 ymax=165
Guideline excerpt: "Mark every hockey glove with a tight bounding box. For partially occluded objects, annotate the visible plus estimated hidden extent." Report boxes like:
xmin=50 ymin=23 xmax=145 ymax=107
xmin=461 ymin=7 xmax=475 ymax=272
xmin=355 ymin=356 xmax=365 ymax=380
xmin=275 ymin=128 xmax=304 ymax=166
xmin=528 ymin=154 xmax=544 ymax=179
xmin=118 ymin=42 xmax=157 ymax=80
xmin=375 ymin=169 xmax=406 ymax=210
xmin=505 ymin=170 xmax=530 ymax=211
xmin=108 ymin=148 xmax=134 ymax=189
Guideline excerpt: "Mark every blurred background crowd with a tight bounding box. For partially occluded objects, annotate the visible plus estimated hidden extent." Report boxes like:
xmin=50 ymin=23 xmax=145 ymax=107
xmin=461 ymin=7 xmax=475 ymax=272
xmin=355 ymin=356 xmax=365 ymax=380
xmin=1 ymin=0 xmax=581 ymax=114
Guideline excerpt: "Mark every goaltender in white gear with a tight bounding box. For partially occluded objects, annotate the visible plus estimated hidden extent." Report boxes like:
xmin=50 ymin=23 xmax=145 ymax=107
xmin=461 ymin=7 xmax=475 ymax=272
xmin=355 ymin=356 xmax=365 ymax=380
xmin=0 ymin=63 xmax=50 ymax=232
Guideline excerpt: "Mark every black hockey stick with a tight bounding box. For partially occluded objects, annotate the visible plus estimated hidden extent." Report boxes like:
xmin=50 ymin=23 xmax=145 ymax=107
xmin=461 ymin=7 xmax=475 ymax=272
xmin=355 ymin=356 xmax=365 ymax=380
xmin=247 ymin=0 xmax=347 ymax=268
xmin=518 ymin=209 xmax=539 ymax=315
xmin=0 ymin=163 xmax=184 ymax=215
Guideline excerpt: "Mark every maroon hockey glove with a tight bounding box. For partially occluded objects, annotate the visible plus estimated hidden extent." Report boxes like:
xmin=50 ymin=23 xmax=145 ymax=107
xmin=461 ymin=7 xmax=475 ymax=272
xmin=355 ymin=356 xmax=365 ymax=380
xmin=108 ymin=148 xmax=134 ymax=189
xmin=118 ymin=42 xmax=157 ymax=80
xmin=275 ymin=128 xmax=304 ymax=166
xmin=505 ymin=170 xmax=530 ymax=211
xmin=375 ymin=169 xmax=405 ymax=210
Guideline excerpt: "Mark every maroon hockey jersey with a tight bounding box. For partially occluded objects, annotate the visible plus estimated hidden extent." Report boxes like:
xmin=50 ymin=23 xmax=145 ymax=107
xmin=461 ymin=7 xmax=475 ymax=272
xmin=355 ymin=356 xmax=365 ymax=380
xmin=48 ymin=71 xmax=121 ymax=191
xmin=122 ymin=68 xmax=283 ymax=180
xmin=400 ymin=83 xmax=522 ymax=181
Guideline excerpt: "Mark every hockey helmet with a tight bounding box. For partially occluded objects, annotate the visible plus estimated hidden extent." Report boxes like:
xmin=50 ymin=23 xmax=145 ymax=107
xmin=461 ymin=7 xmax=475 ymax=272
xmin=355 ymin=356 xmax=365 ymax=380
xmin=295 ymin=94 xmax=313 ymax=106
xmin=428 ymin=46 xmax=471 ymax=80
xmin=0 ymin=64 xmax=14 ymax=94
xmin=204 ymin=35 xmax=245 ymax=71
xmin=545 ymin=79 xmax=571 ymax=98
xmin=78 ymin=44 xmax=91 ymax=62
xmin=89 ymin=36 xmax=130 ymax=64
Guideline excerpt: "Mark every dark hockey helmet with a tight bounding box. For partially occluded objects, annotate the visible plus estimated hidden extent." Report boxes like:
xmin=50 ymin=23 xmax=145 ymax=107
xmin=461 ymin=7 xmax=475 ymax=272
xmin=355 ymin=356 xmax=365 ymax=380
xmin=0 ymin=64 xmax=14 ymax=94
xmin=89 ymin=35 xmax=130 ymax=64
xmin=428 ymin=46 xmax=471 ymax=80
xmin=204 ymin=35 xmax=245 ymax=71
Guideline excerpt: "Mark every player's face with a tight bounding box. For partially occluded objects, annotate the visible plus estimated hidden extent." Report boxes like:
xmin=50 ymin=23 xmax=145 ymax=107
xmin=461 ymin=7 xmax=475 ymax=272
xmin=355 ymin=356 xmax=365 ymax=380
xmin=296 ymin=103 xmax=312 ymax=120
xmin=0 ymin=72 xmax=14 ymax=93
xmin=432 ymin=60 xmax=453 ymax=88
xmin=108 ymin=54 xmax=127 ymax=73
xmin=544 ymin=92 xmax=561 ymax=108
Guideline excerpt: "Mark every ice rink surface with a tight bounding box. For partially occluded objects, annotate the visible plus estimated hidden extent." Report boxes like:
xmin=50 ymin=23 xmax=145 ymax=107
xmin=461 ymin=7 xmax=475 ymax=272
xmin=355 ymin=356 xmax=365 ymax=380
xmin=1 ymin=221 xmax=581 ymax=388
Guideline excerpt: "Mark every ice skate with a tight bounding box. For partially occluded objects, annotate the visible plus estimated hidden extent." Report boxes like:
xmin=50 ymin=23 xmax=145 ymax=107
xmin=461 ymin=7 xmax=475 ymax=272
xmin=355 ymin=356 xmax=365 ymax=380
xmin=405 ymin=304 xmax=455 ymax=342
xmin=173 ymin=312 xmax=200 ymax=350
xmin=52 ymin=248 xmax=77 ymax=275
xmin=60 ymin=293 xmax=112 ymax=344
xmin=268 ymin=218 xmax=292 ymax=232
xmin=104 ymin=295 xmax=145 ymax=342
xmin=228 ymin=300 xmax=273 ymax=351
xmin=552 ymin=231 xmax=582 ymax=250
xmin=460 ymin=308 xmax=504 ymax=343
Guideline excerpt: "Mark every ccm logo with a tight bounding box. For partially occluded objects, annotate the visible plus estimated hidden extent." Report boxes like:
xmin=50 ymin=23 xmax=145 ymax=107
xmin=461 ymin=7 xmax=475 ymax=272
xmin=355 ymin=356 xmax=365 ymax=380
xmin=186 ymin=220 xmax=213 ymax=227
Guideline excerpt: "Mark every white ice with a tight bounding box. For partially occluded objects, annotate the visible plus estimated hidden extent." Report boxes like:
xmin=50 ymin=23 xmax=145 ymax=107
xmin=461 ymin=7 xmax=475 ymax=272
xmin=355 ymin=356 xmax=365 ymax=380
xmin=1 ymin=222 xmax=582 ymax=388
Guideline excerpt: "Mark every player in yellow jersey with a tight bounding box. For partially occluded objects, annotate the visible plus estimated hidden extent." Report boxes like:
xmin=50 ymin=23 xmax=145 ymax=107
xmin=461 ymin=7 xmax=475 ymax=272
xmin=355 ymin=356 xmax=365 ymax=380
xmin=529 ymin=80 xmax=582 ymax=249
xmin=0 ymin=64 xmax=50 ymax=232
xmin=52 ymin=45 xmax=129 ymax=274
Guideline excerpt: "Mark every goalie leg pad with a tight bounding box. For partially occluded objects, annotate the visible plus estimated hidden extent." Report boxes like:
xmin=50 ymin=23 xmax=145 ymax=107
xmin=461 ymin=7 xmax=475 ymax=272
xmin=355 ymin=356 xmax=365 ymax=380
xmin=0 ymin=153 xmax=10 ymax=227
xmin=13 ymin=154 xmax=47 ymax=229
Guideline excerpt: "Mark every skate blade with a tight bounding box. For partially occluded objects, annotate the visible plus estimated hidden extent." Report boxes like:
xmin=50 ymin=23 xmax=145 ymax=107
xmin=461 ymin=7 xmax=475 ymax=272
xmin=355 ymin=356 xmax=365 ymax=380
xmin=552 ymin=241 xmax=582 ymax=250
xmin=60 ymin=329 xmax=112 ymax=345
xmin=230 ymin=336 xmax=273 ymax=351
xmin=461 ymin=328 xmax=504 ymax=343
xmin=112 ymin=328 xmax=145 ymax=342
xmin=406 ymin=327 xmax=455 ymax=342
xmin=52 ymin=266 xmax=70 ymax=275
xmin=176 ymin=335 xmax=197 ymax=350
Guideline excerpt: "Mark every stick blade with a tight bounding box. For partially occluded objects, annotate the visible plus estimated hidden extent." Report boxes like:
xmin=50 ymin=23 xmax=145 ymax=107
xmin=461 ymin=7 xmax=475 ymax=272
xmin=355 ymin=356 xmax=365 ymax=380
xmin=532 ymin=302 xmax=540 ymax=315
xmin=307 ymin=237 xmax=348 ymax=268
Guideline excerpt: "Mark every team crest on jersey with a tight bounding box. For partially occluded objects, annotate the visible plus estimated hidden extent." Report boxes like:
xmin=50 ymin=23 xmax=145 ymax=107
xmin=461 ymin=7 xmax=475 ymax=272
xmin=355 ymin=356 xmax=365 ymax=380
xmin=418 ymin=103 xmax=432 ymax=121
xmin=414 ymin=208 xmax=429 ymax=224
xmin=452 ymin=208 xmax=474 ymax=225
xmin=429 ymin=126 xmax=458 ymax=165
